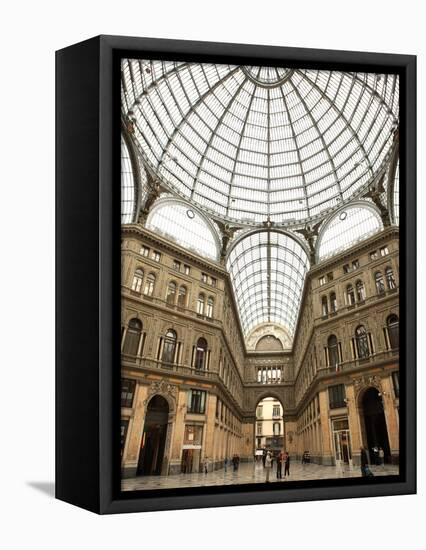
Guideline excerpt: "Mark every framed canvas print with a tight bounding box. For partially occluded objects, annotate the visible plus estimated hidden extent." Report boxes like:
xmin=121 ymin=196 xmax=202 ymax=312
xmin=56 ymin=35 xmax=416 ymax=514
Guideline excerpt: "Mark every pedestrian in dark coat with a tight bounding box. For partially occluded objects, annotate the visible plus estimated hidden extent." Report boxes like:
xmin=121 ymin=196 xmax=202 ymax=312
xmin=360 ymin=447 xmax=369 ymax=476
xmin=276 ymin=452 xmax=283 ymax=479
xmin=284 ymin=452 xmax=291 ymax=477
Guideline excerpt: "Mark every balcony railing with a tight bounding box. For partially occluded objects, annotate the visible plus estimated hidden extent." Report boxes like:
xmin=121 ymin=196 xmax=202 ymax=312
xmin=317 ymin=287 xmax=399 ymax=323
xmin=121 ymin=355 xmax=216 ymax=380
xmin=318 ymin=348 xmax=399 ymax=376
xmin=122 ymin=285 xmax=221 ymax=325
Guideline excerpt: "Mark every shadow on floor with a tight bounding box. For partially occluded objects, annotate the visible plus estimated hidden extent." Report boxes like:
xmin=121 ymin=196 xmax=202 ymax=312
xmin=26 ymin=481 xmax=55 ymax=498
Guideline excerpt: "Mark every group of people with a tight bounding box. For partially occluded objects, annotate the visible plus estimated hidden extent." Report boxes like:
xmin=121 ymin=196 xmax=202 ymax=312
xmin=263 ymin=450 xmax=290 ymax=482
xmin=203 ymin=454 xmax=241 ymax=474
xmin=224 ymin=454 xmax=240 ymax=472
xmin=360 ymin=446 xmax=385 ymax=477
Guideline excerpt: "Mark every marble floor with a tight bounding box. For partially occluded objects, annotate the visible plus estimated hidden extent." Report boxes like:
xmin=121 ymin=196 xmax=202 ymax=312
xmin=122 ymin=461 xmax=399 ymax=491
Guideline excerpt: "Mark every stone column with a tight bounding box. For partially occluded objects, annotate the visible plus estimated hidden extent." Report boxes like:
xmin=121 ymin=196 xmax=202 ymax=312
xmin=345 ymin=383 xmax=362 ymax=466
xmin=168 ymin=389 xmax=187 ymax=474
xmin=381 ymin=375 xmax=400 ymax=463
xmin=318 ymin=389 xmax=333 ymax=465
xmin=203 ymin=394 xmax=217 ymax=470
xmin=121 ymin=384 xmax=149 ymax=478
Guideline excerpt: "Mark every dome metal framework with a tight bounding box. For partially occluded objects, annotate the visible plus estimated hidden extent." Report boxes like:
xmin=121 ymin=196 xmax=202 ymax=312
xmin=121 ymin=58 xmax=399 ymax=345
xmin=122 ymin=59 xmax=399 ymax=226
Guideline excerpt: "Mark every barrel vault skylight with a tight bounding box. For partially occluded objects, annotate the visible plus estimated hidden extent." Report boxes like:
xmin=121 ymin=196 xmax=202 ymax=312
xmin=227 ymin=231 xmax=310 ymax=337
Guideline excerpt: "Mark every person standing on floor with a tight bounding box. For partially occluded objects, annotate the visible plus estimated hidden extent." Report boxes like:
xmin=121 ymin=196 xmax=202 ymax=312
xmin=265 ymin=451 xmax=272 ymax=482
xmin=224 ymin=456 xmax=228 ymax=473
xmin=232 ymin=454 xmax=238 ymax=472
xmin=360 ymin=447 xmax=369 ymax=476
xmin=203 ymin=456 xmax=209 ymax=475
xmin=378 ymin=447 xmax=385 ymax=467
xmin=284 ymin=451 xmax=291 ymax=477
xmin=276 ymin=451 xmax=283 ymax=479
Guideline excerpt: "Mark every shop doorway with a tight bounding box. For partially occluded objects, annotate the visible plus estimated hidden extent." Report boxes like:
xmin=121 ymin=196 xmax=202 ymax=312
xmin=138 ymin=395 xmax=169 ymax=475
xmin=361 ymin=387 xmax=391 ymax=463
xmin=332 ymin=418 xmax=352 ymax=467
xmin=181 ymin=448 xmax=201 ymax=473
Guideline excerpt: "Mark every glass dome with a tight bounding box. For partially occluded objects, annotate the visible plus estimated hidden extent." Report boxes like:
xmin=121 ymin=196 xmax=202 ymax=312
xmin=122 ymin=59 xmax=399 ymax=226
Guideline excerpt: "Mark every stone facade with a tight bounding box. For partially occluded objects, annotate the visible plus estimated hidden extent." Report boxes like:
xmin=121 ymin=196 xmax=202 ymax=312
xmin=121 ymin=224 xmax=399 ymax=477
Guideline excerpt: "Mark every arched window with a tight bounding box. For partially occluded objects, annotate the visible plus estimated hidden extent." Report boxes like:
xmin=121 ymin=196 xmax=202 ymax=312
xmin=144 ymin=273 xmax=156 ymax=296
xmin=166 ymin=281 xmax=177 ymax=305
xmin=327 ymin=334 xmax=339 ymax=368
xmin=123 ymin=318 xmax=142 ymax=356
xmin=375 ymin=272 xmax=385 ymax=295
xmin=346 ymin=284 xmax=355 ymax=305
xmin=131 ymin=268 xmax=144 ymax=293
xmin=330 ymin=292 xmax=337 ymax=313
xmin=197 ymin=293 xmax=205 ymax=315
xmin=321 ymin=296 xmax=329 ymax=316
xmin=206 ymin=297 xmax=214 ymax=318
xmin=387 ymin=314 xmax=399 ymax=349
xmin=194 ymin=337 xmax=208 ymax=370
xmin=162 ymin=329 xmax=177 ymax=364
xmin=177 ymin=285 xmax=187 ymax=307
xmin=385 ymin=267 xmax=396 ymax=290
xmin=356 ymin=280 xmax=366 ymax=302
xmin=355 ymin=325 xmax=370 ymax=359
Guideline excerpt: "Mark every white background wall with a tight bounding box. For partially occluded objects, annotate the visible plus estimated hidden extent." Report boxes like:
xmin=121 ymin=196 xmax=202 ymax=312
xmin=0 ymin=1 xmax=423 ymax=548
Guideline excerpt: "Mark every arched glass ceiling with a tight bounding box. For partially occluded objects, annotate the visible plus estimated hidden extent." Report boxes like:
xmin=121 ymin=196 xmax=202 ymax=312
xmin=317 ymin=204 xmax=383 ymax=261
xmin=227 ymin=231 xmax=310 ymax=338
xmin=146 ymin=201 xmax=219 ymax=261
xmin=122 ymin=59 xmax=399 ymax=225
xmin=393 ymin=159 xmax=399 ymax=225
xmin=121 ymin=135 xmax=136 ymax=223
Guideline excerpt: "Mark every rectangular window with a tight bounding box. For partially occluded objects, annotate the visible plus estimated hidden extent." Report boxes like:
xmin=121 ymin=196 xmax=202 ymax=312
xmin=332 ymin=418 xmax=349 ymax=431
xmin=318 ymin=276 xmax=326 ymax=286
xmin=392 ymin=371 xmax=400 ymax=398
xmin=173 ymin=259 xmax=181 ymax=271
xmin=121 ymin=378 xmax=136 ymax=408
xmin=183 ymin=425 xmax=203 ymax=445
xmin=328 ymin=384 xmax=346 ymax=409
xmin=370 ymin=250 xmax=378 ymax=260
xmin=380 ymin=245 xmax=389 ymax=256
xmin=184 ymin=264 xmax=191 ymax=275
xmin=343 ymin=264 xmax=350 ymax=274
xmin=141 ymin=245 xmax=150 ymax=257
xmin=327 ymin=272 xmax=334 ymax=282
xmin=201 ymin=272 xmax=208 ymax=284
xmin=256 ymin=405 xmax=263 ymax=418
xmin=273 ymin=404 xmax=280 ymax=417
xmin=256 ymin=422 xmax=262 ymax=435
xmin=352 ymin=259 xmax=360 ymax=270
xmin=210 ymin=277 xmax=217 ymax=287
xmin=152 ymin=250 xmax=161 ymax=262
xmin=187 ymin=389 xmax=206 ymax=414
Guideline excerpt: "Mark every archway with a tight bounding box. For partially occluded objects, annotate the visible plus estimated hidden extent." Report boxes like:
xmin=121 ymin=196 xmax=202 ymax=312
xmin=137 ymin=395 xmax=169 ymax=475
xmin=361 ymin=388 xmax=391 ymax=464
xmin=254 ymin=396 xmax=285 ymax=463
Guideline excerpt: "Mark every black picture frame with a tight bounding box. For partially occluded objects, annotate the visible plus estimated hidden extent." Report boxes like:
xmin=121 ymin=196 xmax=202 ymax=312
xmin=56 ymin=35 xmax=416 ymax=514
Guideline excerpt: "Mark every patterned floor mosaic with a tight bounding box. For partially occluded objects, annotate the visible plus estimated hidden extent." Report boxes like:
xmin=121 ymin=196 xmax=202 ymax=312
xmin=122 ymin=461 xmax=399 ymax=491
